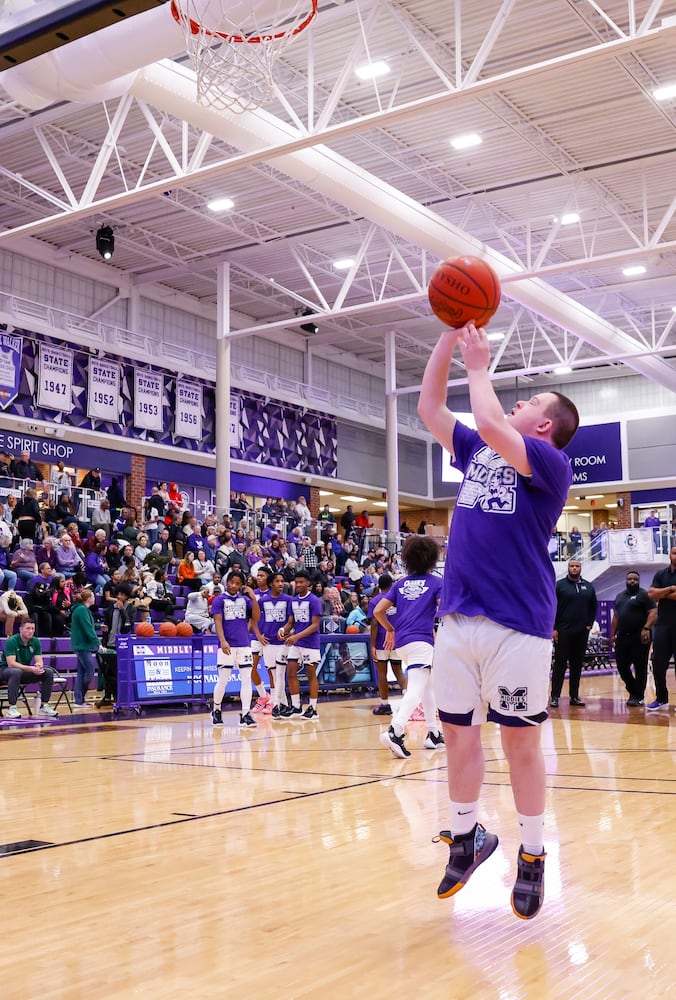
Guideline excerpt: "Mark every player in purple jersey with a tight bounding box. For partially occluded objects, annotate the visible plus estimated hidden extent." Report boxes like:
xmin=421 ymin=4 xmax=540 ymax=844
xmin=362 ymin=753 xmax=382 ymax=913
xmin=367 ymin=573 xmax=407 ymax=716
xmin=251 ymin=567 xmax=274 ymax=714
xmin=211 ymin=569 xmax=260 ymax=730
xmin=278 ymin=569 xmax=322 ymax=721
xmin=374 ymin=537 xmax=443 ymax=758
xmin=418 ymin=320 xmax=578 ymax=920
xmin=254 ymin=571 xmax=293 ymax=719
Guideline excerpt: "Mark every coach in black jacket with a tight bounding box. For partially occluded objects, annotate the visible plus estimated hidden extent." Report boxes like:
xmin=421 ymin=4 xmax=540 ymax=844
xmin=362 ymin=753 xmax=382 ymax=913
xmin=550 ymin=559 xmax=597 ymax=708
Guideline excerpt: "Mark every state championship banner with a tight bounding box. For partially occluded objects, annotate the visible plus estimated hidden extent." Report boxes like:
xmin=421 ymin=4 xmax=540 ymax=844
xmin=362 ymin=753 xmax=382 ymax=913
xmin=87 ymin=357 xmax=121 ymax=421
xmin=37 ymin=344 xmax=73 ymax=412
xmin=134 ymin=369 xmax=164 ymax=432
xmin=174 ymin=379 xmax=203 ymax=440
xmin=230 ymin=392 xmax=242 ymax=449
xmin=0 ymin=332 xmax=23 ymax=410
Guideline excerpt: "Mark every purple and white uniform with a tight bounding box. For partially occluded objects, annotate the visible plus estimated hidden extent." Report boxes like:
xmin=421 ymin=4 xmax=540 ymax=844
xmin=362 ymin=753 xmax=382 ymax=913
xmin=258 ymin=592 xmax=293 ymax=671
xmin=288 ymin=592 xmax=322 ymax=663
xmin=387 ymin=574 xmax=442 ymax=669
xmin=211 ymin=591 xmax=252 ymax=667
xmin=251 ymin=586 xmax=270 ymax=653
xmin=441 ymin=421 xmax=572 ymax=638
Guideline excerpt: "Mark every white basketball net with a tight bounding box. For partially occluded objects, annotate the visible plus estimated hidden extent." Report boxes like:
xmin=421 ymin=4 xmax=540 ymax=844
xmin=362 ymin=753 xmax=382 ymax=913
xmin=171 ymin=0 xmax=318 ymax=114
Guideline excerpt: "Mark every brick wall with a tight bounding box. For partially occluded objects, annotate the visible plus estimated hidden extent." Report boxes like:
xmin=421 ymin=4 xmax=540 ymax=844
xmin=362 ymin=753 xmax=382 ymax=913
xmin=616 ymin=492 xmax=631 ymax=529
xmin=127 ymin=453 xmax=146 ymax=518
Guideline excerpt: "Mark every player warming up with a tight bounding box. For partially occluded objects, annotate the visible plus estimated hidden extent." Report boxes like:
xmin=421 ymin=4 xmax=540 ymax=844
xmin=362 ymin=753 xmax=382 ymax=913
xmin=418 ymin=320 xmax=578 ymax=920
xmin=211 ymin=569 xmax=260 ymax=729
xmin=374 ymin=536 xmax=443 ymax=757
xmin=279 ymin=569 xmax=322 ymax=720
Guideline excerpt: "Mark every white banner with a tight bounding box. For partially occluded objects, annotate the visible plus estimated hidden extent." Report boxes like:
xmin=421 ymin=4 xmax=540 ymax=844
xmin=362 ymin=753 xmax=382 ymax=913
xmin=230 ymin=392 xmax=242 ymax=448
xmin=175 ymin=379 xmax=203 ymax=440
xmin=134 ymin=369 xmax=164 ymax=432
xmin=37 ymin=344 xmax=73 ymax=412
xmin=607 ymin=527 xmax=654 ymax=563
xmin=87 ymin=358 xmax=121 ymax=421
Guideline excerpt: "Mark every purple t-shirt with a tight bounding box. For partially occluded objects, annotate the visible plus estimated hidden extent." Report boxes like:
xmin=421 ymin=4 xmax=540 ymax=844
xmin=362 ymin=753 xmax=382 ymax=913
xmin=440 ymin=421 xmax=572 ymax=638
xmin=368 ymin=591 xmax=395 ymax=650
xmin=290 ymin=592 xmax=322 ymax=649
xmin=258 ymin=593 xmax=292 ymax=642
xmin=211 ymin=592 xmax=252 ymax=647
xmin=388 ymin=575 xmax=442 ymax=646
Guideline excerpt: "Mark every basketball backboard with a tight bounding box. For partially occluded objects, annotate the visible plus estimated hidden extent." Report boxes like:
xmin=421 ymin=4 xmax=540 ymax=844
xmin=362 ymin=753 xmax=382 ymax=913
xmin=0 ymin=0 xmax=168 ymax=68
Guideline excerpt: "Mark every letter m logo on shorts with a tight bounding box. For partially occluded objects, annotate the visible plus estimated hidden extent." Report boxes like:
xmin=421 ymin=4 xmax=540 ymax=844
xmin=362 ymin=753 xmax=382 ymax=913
xmin=498 ymin=686 xmax=528 ymax=712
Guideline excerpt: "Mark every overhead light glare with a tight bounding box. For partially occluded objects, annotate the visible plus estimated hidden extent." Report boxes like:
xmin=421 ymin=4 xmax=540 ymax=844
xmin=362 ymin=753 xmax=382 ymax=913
xmin=95 ymin=225 xmax=114 ymax=260
xmin=340 ymin=495 xmax=368 ymax=503
xmin=562 ymin=506 xmax=579 ymax=511
xmin=334 ymin=258 xmax=355 ymax=270
xmin=486 ymin=331 xmax=505 ymax=341
xmin=355 ymin=60 xmax=390 ymax=80
xmin=583 ymin=494 xmax=605 ymax=500
xmin=450 ymin=132 xmax=482 ymax=150
xmin=605 ymin=503 xmax=618 ymax=508
xmin=671 ymin=306 xmax=676 ymax=313
xmin=319 ymin=490 xmax=333 ymax=497
xmin=207 ymin=197 xmax=235 ymax=212
xmin=560 ymin=212 xmax=580 ymax=225
xmin=553 ymin=366 xmax=573 ymax=375
xmin=652 ymin=82 xmax=676 ymax=101
xmin=623 ymin=265 xmax=646 ymax=276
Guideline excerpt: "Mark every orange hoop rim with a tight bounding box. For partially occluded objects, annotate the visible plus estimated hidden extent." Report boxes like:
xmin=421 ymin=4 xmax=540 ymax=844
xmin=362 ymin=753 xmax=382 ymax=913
xmin=171 ymin=0 xmax=318 ymax=44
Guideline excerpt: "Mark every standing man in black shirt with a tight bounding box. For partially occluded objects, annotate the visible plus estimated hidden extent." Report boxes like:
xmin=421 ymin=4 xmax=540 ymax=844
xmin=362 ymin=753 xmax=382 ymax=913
xmin=647 ymin=547 xmax=676 ymax=711
xmin=610 ymin=571 xmax=656 ymax=707
xmin=550 ymin=559 xmax=597 ymax=708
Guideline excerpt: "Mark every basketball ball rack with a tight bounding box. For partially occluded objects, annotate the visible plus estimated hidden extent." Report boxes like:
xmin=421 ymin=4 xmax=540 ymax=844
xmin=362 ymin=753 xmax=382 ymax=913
xmin=171 ymin=0 xmax=318 ymax=113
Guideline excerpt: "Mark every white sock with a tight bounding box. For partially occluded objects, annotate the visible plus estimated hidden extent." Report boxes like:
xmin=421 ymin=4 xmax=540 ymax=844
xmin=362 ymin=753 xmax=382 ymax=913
xmin=291 ymin=693 xmax=301 ymax=708
xmin=256 ymin=682 xmax=267 ymax=698
xmin=239 ymin=667 xmax=253 ymax=715
xmin=450 ymin=801 xmax=479 ymax=838
xmin=518 ymin=813 xmax=544 ymax=855
xmin=310 ymin=697 xmax=318 ymax=709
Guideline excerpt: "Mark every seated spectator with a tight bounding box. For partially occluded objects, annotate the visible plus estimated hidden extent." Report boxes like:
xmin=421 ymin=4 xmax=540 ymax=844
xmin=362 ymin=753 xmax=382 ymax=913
xmin=343 ymin=553 xmax=364 ymax=594
xmin=84 ymin=543 xmax=109 ymax=593
xmin=11 ymin=537 xmax=38 ymax=585
xmin=83 ymin=528 xmax=108 ymax=555
xmin=143 ymin=543 xmax=172 ymax=574
xmin=184 ymin=587 xmax=213 ymax=633
xmin=177 ymin=551 xmax=202 ymax=591
xmin=104 ymin=539 xmax=123 ymax=573
xmin=101 ymin=570 xmax=122 ymax=608
xmin=0 ymin=589 xmax=29 ymax=636
xmin=0 ymin=530 xmax=18 ymax=591
xmin=49 ymin=575 xmax=72 ymax=636
xmin=0 ymin=619 xmax=57 ymax=719
xmin=54 ymin=491 xmax=79 ymax=528
xmin=35 ymin=535 xmax=58 ymax=571
xmin=346 ymin=595 xmax=369 ymax=631
xmin=54 ymin=534 xmax=84 ymax=577
xmin=66 ymin=522 xmax=85 ymax=550
xmin=134 ymin=533 xmax=151 ymax=566
xmin=145 ymin=569 xmax=176 ymax=616
xmin=195 ymin=549 xmax=216 ymax=584
xmin=91 ymin=498 xmax=112 ymax=537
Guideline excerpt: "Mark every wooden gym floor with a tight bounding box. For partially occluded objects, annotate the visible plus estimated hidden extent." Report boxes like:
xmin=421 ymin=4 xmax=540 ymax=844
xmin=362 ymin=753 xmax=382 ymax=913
xmin=1 ymin=671 xmax=675 ymax=1000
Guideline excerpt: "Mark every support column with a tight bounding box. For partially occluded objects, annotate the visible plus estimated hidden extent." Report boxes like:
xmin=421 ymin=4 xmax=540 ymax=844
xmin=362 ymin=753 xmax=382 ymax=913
xmin=215 ymin=262 xmax=231 ymax=520
xmin=385 ymin=331 xmax=400 ymax=541
xmin=128 ymin=453 xmax=146 ymax=518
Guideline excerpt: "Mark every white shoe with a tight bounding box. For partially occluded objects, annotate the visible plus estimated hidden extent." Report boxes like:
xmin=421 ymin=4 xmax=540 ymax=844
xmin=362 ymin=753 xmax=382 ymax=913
xmin=38 ymin=705 xmax=58 ymax=717
xmin=6 ymin=705 xmax=22 ymax=719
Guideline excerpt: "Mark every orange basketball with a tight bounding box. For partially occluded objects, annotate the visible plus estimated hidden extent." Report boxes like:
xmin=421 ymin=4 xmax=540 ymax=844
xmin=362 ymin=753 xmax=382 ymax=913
xmin=428 ymin=255 xmax=501 ymax=329
xmin=135 ymin=621 xmax=154 ymax=637
xmin=345 ymin=624 xmax=361 ymax=634
xmin=158 ymin=621 xmax=178 ymax=637
xmin=175 ymin=621 xmax=193 ymax=636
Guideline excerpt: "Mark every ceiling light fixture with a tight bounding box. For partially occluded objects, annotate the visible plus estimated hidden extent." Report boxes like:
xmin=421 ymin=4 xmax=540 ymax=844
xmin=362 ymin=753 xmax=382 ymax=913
xmin=299 ymin=307 xmax=319 ymax=334
xmin=553 ymin=366 xmax=573 ymax=375
xmin=560 ymin=212 xmax=580 ymax=225
xmin=450 ymin=132 xmax=482 ymax=150
xmin=95 ymin=225 xmax=114 ymax=260
xmin=334 ymin=258 xmax=355 ymax=270
xmin=207 ymin=197 xmax=235 ymax=212
xmin=340 ymin=495 xmax=368 ymax=503
xmin=652 ymin=82 xmax=676 ymax=101
xmin=486 ymin=331 xmax=505 ymax=341
xmin=355 ymin=60 xmax=390 ymax=80
xmin=623 ymin=265 xmax=646 ymax=276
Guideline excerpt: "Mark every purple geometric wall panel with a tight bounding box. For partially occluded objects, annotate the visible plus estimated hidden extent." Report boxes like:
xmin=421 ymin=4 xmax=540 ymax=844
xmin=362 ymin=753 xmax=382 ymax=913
xmin=6 ymin=325 xmax=336 ymax=477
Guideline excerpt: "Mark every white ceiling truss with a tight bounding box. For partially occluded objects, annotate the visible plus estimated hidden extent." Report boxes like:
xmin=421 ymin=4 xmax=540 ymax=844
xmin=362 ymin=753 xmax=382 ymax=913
xmin=0 ymin=0 xmax=675 ymax=403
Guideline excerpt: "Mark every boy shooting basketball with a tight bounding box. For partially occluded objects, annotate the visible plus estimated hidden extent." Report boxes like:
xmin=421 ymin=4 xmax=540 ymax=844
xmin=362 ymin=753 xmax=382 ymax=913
xmin=418 ymin=321 xmax=578 ymax=919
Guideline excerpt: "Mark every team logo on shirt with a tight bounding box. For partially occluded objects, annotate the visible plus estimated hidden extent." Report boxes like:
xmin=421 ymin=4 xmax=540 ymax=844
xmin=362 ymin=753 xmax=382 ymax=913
xmin=262 ymin=601 xmax=288 ymax=622
xmin=498 ymin=686 xmax=528 ymax=711
xmin=222 ymin=597 xmax=247 ymax=620
xmin=292 ymin=601 xmax=311 ymax=623
xmin=458 ymin=446 xmax=517 ymax=514
xmin=399 ymin=579 xmax=429 ymax=601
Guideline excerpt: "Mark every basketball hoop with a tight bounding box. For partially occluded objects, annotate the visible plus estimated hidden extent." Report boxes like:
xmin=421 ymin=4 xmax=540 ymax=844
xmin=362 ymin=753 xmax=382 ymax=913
xmin=171 ymin=0 xmax=318 ymax=113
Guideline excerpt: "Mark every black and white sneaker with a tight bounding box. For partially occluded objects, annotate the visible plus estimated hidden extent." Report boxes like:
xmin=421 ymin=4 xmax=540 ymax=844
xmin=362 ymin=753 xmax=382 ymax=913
xmin=302 ymin=705 xmax=319 ymax=721
xmin=212 ymin=709 xmax=223 ymax=726
xmin=511 ymin=846 xmax=546 ymax=920
xmin=380 ymin=725 xmax=410 ymax=759
xmin=271 ymin=705 xmax=282 ymax=719
xmin=287 ymin=705 xmax=304 ymax=721
xmin=239 ymin=712 xmax=256 ymax=729
xmin=278 ymin=704 xmax=295 ymax=720
xmin=424 ymin=730 xmax=445 ymax=750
